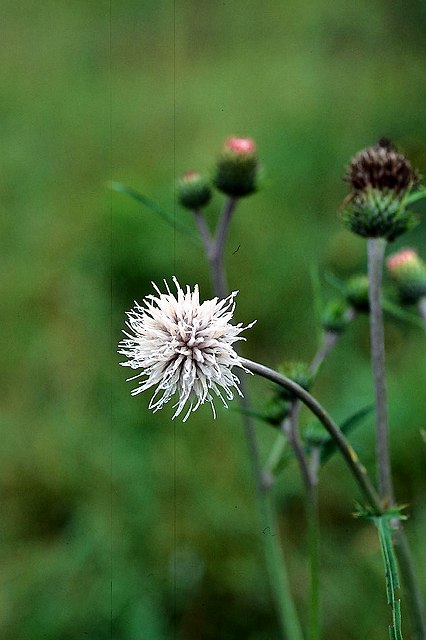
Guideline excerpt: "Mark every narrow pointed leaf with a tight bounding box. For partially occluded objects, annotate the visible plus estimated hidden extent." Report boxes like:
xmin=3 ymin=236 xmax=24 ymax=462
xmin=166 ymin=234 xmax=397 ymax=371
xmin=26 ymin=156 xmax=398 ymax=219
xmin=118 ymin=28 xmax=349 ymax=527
xmin=319 ymin=404 xmax=374 ymax=466
xmin=111 ymin=181 xmax=199 ymax=241
xmin=406 ymin=188 xmax=426 ymax=205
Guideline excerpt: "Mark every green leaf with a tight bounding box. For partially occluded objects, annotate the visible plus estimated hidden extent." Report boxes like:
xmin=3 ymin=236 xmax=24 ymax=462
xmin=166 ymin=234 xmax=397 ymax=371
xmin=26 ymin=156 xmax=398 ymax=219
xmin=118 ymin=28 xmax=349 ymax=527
xmin=382 ymin=298 xmax=425 ymax=329
xmin=374 ymin=515 xmax=404 ymax=640
xmin=111 ymin=181 xmax=199 ymax=242
xmin=318 ymin=404 xmax=374 ymax=466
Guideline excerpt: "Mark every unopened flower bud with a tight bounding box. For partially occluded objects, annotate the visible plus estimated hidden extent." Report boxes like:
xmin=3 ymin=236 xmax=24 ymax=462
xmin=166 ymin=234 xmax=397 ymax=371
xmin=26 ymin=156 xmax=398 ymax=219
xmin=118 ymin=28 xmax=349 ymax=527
xmin=304 ymin=422 xmax=329 ymax=447
xmin=345 ymin=275 xmax=370 ymax=313
xmin=342 ymin=138 xmax=420 ymax=241
xmin=321 ymin=300 xmax=352 ymax=333
xmin=177 ymin=171 xmax=212 ymax=210
xmin=214 ymin=136 xmax=258 ymax=197
xmin=386 ymin=248 xmax=426 ymax=304
xmin=277 ymin=361 xmax=314 ymax=401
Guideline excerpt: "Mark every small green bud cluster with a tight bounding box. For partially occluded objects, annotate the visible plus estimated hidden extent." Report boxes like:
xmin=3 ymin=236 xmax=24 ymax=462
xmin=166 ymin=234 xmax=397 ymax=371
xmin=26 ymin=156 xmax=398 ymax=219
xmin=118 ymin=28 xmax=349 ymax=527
xmin=321 ymin=300 xmax=352 ymax=333
xmin=176 ymin=136 xmax=259 ymax=209
xmin=342 ymin=138 xmax=420 ymax=241
xmin=344 ymin=275 xmax=370 ymax=313
xmin=262 ymin=362 xmax=314 ymax=426
xmin=177 ymin=171 xmax=212 ymax=210
xmin=386 ymin=248 xmax=426 ymax=305
xmin=277 ymin=361 xmax=314 ymax=400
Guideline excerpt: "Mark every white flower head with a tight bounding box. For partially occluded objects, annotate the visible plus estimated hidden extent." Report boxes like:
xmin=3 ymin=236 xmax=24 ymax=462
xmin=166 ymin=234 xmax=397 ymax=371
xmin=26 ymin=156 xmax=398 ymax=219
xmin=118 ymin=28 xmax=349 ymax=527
xmin=118 ymin=277 xmax=256 ymax=421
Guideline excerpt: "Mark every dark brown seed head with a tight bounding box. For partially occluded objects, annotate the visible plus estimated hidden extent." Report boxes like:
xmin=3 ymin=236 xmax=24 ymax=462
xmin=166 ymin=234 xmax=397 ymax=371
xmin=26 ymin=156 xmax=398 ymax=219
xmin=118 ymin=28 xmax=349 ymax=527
xmin=344 ymin=138 xmax=419 ymax=195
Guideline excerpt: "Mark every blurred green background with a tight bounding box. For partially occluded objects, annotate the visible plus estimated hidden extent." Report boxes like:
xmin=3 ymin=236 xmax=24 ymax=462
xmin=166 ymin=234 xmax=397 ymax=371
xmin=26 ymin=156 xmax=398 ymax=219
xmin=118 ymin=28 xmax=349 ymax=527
xmin=2 ymin=1 xmax=426 ymax=638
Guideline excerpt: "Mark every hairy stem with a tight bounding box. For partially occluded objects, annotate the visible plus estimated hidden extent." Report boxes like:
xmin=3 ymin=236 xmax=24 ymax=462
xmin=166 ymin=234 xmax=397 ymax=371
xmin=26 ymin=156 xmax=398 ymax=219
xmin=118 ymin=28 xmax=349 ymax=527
xmin=368 ymin=239 xmax=426 ymax=637
xmin=418 ymin=296 xmax=426 ymax=330
xmin=193 ymin=210 xmax=214 ymax=256
xmin=210 ymin=197 xmax=237 ymax=298
xmin=394 ymin=527 xmax=426 ymax=640
xmin=367 ymin=238 xmax=394 ymax=503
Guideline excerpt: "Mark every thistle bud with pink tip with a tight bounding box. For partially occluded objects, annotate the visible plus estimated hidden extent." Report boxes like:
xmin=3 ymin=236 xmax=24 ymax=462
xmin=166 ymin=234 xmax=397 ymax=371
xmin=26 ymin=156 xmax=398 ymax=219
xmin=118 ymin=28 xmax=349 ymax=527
xmin=386 ymin=248 xmax=426 ymax=304
xmin=177 ymin=171 xmax=212 ymax=210
xmin=214 ymin=136 xmax=259 ymax=197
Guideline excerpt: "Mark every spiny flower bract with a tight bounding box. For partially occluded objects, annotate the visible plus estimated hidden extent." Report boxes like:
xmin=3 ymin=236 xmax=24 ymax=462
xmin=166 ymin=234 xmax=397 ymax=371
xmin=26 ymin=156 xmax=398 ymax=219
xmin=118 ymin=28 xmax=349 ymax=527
xmin=342 ymin=138 xmax=420 ymax=241
xmin=118 ymin=277 xmax=255 ymax=421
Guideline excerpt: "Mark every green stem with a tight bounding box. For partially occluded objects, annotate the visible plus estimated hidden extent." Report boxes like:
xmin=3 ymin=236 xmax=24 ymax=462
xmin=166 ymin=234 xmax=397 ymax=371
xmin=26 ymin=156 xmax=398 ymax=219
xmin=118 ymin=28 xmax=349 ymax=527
xmin=211 ymin=197 xmax=237 ymax=299
xmin=418 ymin=296 xmax=426 ymax=330
xmin=367 ymin=238 xmax=394 ymax=503
xmin=284 ymin=403 xmax=320 ymax=639
xmin=374 ymin=516 xmax=403 ymax=640
xmin=263 ymin=490 xmax=305 ymax=640
xmin=307 ymin=483 xmax=320 ymax=640
xmin=367 ymin=238 xmax=426 ymax=637
xmin=393 ymin=528 xmax=426 ymax=640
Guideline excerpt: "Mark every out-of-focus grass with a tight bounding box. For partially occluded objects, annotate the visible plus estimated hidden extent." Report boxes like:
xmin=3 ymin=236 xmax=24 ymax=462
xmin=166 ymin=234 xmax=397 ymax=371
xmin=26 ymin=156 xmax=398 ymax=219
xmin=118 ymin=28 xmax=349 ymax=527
xmin=1 ymin=1 xmax=426 ymax=638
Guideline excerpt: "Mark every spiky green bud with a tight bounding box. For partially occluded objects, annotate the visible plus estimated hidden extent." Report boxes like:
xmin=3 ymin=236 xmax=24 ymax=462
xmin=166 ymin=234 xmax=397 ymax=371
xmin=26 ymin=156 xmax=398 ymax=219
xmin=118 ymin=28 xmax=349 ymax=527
xmin=321 ymin=300 xmax=352 ymax=333
xmin=276 ymin=361 xmax=314 ymax=401
xmin=345 ymin=275 xmax=370 ymax=313
xmin=213 ymin=137 xmax=258 ymax=197
xmin=342 ymin=138 xmax=420 ymax=241
xmin=177 ymin=172 xmax=212 ymax=210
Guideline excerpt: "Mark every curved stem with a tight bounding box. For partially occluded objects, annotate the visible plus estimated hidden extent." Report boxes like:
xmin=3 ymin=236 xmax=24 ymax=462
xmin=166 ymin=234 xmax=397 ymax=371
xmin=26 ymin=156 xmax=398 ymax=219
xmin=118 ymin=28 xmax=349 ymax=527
xmin=367 ymin=238 xmax=394 ymax=503
xmin=241 ymin=357 xmax=383 ymax=514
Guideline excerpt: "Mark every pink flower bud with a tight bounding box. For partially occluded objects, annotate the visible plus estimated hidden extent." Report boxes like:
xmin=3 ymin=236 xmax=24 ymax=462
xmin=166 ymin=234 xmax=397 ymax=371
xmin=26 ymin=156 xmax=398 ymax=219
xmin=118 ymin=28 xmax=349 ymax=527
xmin=224 ymin=137 xmax=257 ymax=156
xmin=386 ymin=248 xmax=426 ymax=304
xmin=214 ymin=136 xmax=259 ymax=197
xmin=386 ymin=248 xmax=418 ymax=272
xmin=177 ymin=171 xmax=211 ymax=210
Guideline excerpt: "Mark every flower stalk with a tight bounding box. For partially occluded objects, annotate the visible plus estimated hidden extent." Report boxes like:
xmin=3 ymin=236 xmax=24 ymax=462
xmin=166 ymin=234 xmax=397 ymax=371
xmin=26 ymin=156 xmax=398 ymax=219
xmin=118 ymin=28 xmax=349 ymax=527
xmin=419 ymin=297 xmax=426 ymax=328
xmin=367 ymin=237 xmax=394 ymax=503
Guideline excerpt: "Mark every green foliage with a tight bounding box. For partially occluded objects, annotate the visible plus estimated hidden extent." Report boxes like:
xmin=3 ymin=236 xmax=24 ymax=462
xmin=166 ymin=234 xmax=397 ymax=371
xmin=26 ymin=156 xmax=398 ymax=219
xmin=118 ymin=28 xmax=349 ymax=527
xmin=3 ymin=1 xmax=426 ymax=639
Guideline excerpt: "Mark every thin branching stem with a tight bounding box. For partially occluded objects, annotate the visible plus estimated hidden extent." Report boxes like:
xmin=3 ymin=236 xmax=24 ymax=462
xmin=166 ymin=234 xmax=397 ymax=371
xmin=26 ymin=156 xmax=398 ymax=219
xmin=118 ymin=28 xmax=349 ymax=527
xmin=211 ymin=197 xmax=237 ymax=298
xmin=283 ymin=402 xmax=313 ymax=490
xmin=193 ymin=210 xmax=214 ymax=256
xmin=284 ymin=403 xmax=320 ymax=640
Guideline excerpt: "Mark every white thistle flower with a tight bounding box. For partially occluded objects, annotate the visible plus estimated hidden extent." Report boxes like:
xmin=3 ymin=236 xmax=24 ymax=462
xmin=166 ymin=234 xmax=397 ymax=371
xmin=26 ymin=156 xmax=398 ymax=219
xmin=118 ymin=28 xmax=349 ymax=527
xmin=118 ymin=277 xmax=255 ymax=421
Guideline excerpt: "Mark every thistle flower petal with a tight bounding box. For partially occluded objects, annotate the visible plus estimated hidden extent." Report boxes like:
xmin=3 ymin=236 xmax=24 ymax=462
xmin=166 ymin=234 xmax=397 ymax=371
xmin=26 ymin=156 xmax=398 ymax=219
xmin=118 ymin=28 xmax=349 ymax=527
xmin=118 ymin=277 xmax=255 ymax=421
